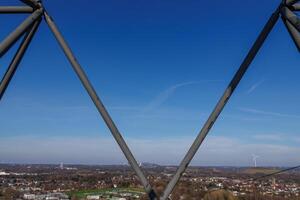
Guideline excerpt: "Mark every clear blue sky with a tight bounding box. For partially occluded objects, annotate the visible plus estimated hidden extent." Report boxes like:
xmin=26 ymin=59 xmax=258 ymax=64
xmin=0 ymin=0 xmax=300 ymax=166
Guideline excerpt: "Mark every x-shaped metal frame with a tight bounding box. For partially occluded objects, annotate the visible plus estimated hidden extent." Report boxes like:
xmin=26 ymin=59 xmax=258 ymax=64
xmin=0 ymin=1 xmax=299 ymax=200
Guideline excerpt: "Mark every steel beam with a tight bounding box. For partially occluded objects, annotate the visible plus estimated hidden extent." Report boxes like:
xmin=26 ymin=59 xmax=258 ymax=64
xmin=160 ymin=5 xmax=282 ymax=200
xmin=286 ymin=0 xmax=299 ymax=6
xmin=20 ymin=0 xmax=41 ymax=8
xmin=281 ymin=7 xmax=300 ymax=32
xmin=291 ymin=3 xmax=300 ymax=10
xmin=43 ymin=11 xmax=158 ymax=200
xmin=0 ymin=8 xmax=43 ymax=57
xmin=0 ymin=19 xmax=41 ymax=101
xmin=0 ymin=6 xmax=33 ymax=14
xmin=282 ymin=17 xmax=300 ymax=51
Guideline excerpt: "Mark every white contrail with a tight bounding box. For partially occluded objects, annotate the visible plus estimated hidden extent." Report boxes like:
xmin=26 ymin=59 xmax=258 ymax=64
xmin=143 ymin=80 xmax=220 ymax=112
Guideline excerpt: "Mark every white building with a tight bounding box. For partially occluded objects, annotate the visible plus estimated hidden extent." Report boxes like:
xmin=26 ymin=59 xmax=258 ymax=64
xmin=0 ymin=171 xmax=9 ymax=176
xmin=86 ymin=195 xmax=100 ymax=200
xmin=23 ymin=194 xmax=35 ymax=200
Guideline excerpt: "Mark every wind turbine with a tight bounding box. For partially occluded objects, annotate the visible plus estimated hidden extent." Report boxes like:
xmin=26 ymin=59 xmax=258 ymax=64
xmin=252 ymin=154 xmax=259 ymax=168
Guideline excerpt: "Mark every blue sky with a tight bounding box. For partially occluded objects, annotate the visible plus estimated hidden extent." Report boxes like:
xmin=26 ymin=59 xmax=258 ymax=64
xmin=0 ymin=0 xmax=300 ymax=166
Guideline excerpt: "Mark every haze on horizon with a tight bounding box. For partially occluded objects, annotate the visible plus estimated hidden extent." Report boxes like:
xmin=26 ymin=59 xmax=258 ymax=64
xmin=0 ymin=0 xmax=300 ymax=167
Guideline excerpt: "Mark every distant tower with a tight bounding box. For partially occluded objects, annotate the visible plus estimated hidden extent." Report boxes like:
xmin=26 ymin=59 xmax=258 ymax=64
xmin=60 ymin=162 xmax=64 ymax=170
xmin=252 ymin=154 xmax=259 ymax=168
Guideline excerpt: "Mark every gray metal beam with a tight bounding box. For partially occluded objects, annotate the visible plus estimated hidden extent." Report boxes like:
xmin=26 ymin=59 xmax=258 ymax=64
xmin=20 ymin=0 xmax=41 ymax=8
xmin=282 ymin=16 xmax=300 ymax=51
xmin=0 ymin=6 xmax=33 ymax=14
xmin=43 ymin=11 xmax=158 ymax=200
xmin=291 ymin=3 xmax=300 ymax=10
xmin=0 ymin=8 xmax=43 ymax=57
xmin=286 ymin=0 xmax=299 ymax=6
xmin=281 ymin=7 xmax=300 ymax=32
xmin=160 ymin=5 xmax=282 ymax=200
xmin=0 ymin=19 xmax=41 ymax=101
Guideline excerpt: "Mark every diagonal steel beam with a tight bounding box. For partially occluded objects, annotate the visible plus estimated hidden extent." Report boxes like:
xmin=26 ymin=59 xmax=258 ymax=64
xmin=0 ymin=8 xmax=43 ymax=57
xmin=281 ymin=7 xmax=300 ymax=31
xmin=43 ymin=11 xmax=158 ymax=200
xmin=160 ymin=4 xmax=282 ymax=200
xmin=0 ymin=6 xmax=33 ymax=14
xmin=0 ymin=19 xmax=41 ymax=101
xmin=282 ymin=16 xmax=300 ymax=51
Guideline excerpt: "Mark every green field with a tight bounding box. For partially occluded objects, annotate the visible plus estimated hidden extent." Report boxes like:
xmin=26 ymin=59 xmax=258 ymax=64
xmin=68 ymin=187 xmax=145 ymax=199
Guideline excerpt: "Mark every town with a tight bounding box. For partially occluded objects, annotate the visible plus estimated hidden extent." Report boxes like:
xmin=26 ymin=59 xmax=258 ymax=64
xmin=0 ymin=164 xmax=299 ymax=200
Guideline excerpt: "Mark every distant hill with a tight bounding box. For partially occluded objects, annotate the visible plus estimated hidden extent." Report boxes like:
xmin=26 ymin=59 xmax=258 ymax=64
xmin=204 ymin=189 xmax=237 ymax=200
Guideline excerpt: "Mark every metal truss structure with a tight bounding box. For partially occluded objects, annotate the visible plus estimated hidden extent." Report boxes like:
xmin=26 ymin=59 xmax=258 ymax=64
xmin=0 ymin=0 xmax=299 ymax=199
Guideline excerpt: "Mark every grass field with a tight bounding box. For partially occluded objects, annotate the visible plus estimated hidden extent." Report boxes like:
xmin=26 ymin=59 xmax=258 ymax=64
xmin=68 ymin=187 xmax=145 ymax=199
